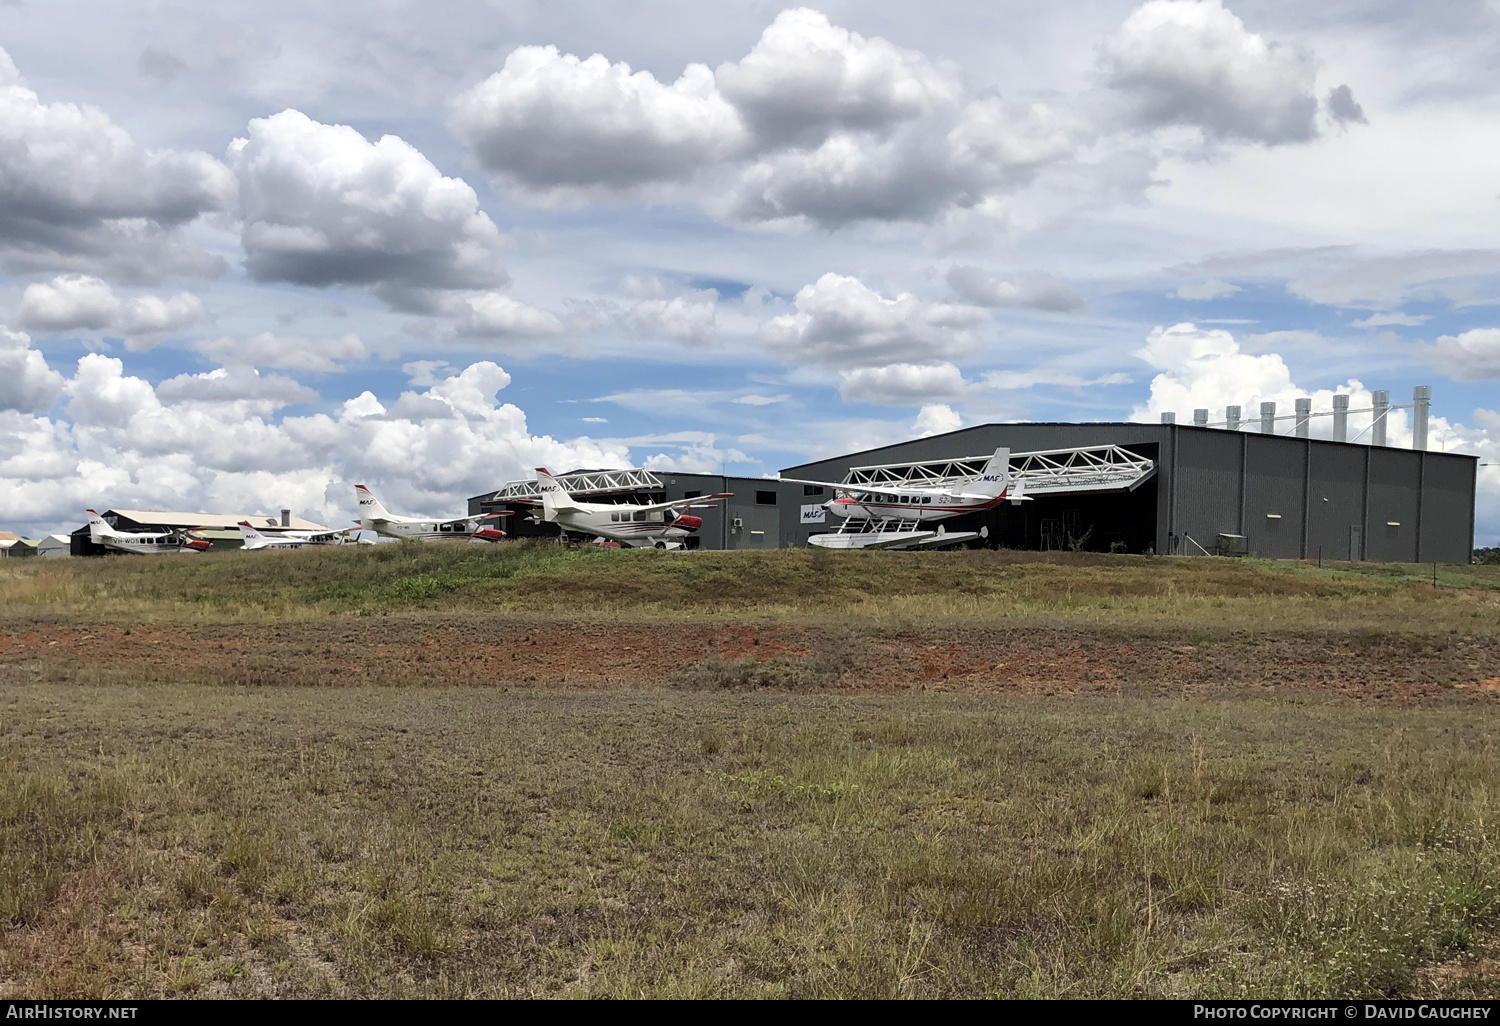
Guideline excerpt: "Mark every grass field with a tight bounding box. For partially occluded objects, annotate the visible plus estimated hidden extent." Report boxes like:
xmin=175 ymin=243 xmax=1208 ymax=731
xmin=2 ymin=542 xmax=1499 ymax=625
xmin=3 ymin=546 xmax=1500 ymax=998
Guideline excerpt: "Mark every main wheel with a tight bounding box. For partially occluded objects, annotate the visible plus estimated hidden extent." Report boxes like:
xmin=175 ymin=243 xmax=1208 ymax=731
xmin=655 ymin=541 xmax=667 ymax=549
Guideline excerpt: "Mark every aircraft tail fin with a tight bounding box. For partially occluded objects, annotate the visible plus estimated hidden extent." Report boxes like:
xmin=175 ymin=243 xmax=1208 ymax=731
xmin=534 ymin=468 xmax=579 ymax=520
xmin=237 ymin=522 xmax=269 ymax=549
xmin=354 ymin=485 xmax=393 ymax=528
xmin=85 ymin=509 xmax=113 ymax=542
xmin=970 ymin=447 xmax=1011 ymax=498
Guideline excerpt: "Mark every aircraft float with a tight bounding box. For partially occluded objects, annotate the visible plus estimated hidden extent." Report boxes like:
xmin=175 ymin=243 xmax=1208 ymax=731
xmin=783 ymin=447 xmax=1019 ymax=550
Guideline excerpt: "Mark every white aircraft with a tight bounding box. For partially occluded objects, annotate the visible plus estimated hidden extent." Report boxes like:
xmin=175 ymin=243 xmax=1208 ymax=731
xmin=354 ymin=485 xmax=507 ymax=542
xmin=237 ymin=522 xmax=354 ymax=550
xmin=534 ymin=468 xmax=730 ymax=548
xmin=782 ymin=447 xmax=1020 ymax=549
xmin=85 ymin=509 xmax=210 ymax=555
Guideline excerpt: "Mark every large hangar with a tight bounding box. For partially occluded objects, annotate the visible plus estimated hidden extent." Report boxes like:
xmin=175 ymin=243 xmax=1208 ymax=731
xmin=780 ymin=422 xmax=1479 ymax=563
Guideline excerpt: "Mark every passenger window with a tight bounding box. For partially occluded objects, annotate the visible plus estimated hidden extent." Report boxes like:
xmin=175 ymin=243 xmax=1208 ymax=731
xmin=634 ymin=512 xmax=647 ymax=522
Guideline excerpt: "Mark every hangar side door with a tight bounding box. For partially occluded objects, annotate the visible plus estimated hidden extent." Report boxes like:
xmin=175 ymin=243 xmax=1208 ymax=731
xmin=729 ymin=505 xmax=780 ymax=549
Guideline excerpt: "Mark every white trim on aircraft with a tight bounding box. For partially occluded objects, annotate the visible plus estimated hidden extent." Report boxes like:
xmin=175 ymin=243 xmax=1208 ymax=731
xmin=85 ymin=509 xmax=210 ymax=555
xmin=533 ymin=468 xmax=730 ymax=548
xmin=782 ymin=448 xmax=1019 ymax=550
xmin=237 ymin=522 xmax=358 ymax=550
xmin=354 ymin=485 xmax=508 ymax=542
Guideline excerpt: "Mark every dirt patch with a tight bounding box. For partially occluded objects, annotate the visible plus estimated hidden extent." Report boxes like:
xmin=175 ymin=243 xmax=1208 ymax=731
xmin=1 ymin=614 xmax=1496 ymax=703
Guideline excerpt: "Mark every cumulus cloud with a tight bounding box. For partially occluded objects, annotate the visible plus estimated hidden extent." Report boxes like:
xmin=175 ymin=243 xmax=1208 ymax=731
xmin=913 ymin=403 xmax=962 ymax=437
xmin=448 ymin=5 xmax=1347 ymax=231
xmin=626 ymin=289 xmax=717 ymax=343
xmin=838 ymin=362 xmax=968 ymax=404
xmin=0 ymin=326 xmax=65 ymax=413
xmin=447 ymin=292 xmax=565 ymax=338
xmin=1418 ymin=328 xmax=1500 ymax=381
xmin=0 ymin=341 xmax=632 ymax=532
xmin=154 ymin=366 xmax=318 ymax=409
xmin=758 ymin=272 xmax=987 ymax=367
xmin=1174 ymin=278 xmax=1241 ymax=301
xmin=946 ymin=267 xmax=1087 ymax=312
xmin=229 ymin=110 xmax=508 ymax=304
xmin=449 ymin=46 xmax=745 ymax=193
xmin=1100 ymin=0 xmax=1322 ymax=145
xmin=716 ymin=8 xmax=957 ymax=147
xmin=17 ymin=274 xmax=207 ymax=339
xmin=0 ymin=46 xmax=234 ymax=280
xmin=1132 ymin=321 xmax=1383 ymax=440
xmin=194 ymin=332 xmax=368 ymax=374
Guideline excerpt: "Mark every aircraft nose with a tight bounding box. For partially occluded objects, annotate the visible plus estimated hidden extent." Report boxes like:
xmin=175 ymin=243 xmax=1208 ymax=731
xmin=675 ymin=515 xmax=703 ymax=530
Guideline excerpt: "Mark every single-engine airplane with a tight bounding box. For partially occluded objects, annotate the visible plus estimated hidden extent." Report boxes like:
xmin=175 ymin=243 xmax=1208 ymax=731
xmin=85 ymin=509 xmax=210 ymax=555
xmin=781 ymin=447 xmax=1020 ymax=549
xmin=354 ymin=485 xmax=507 ymax=542
xmin=237 ymin=522 xmax=354 ymax=550
xmin=534 ymin=468 xmax=730 ymax=548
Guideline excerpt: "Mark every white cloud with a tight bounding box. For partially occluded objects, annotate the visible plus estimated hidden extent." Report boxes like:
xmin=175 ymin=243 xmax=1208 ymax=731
xmin=758 ymin=272 xmax=987 ymax=368
xmin=715 ymin=8 xmax=958 ymax=148
xmin=154 ymin=366 xmax=318 ymax=410
xmin=946 ymin=267 xmax=1087 ymax=312
xmin=229 ymin=110 xmax=507 ymax=304
xmin=1174 ymin=278 xmax=1241 ymax=301
xmin=0 ymin=346 xmax=632 ymax=532
xmin=447 ymin=6 xmax=1351 ymax=231
xmin=0 ymin=326 xmax=65 ymax=413
xmin=448 ymin=291 xmax=565 ymax=338
xmin=982 ymin=369 xmax=1132 ymax=390
xmin=626 ymin=289 xmax=717 ymax=342
xmin=0 ymin=46 xmax=233 ymax=281
xmin=449 ymin=45 xmax=746 ymax=195
xmin=732 ymin=394 xmax=789 ymax=406
xmin=17 ymin=274 xmax=207 ymax=339
xmin=1100 ymin=0 xmax=1323 ymax=145
xmin=196 ymin=332 xmax=368 ymax=373
xmin=1131 ymin=321 xmax=1383 ymax=440
xmin=638 ymin=433 xmax=749 ymax=474
xmin=838 ymin=362 xmax=968 ymax=404
xmin=913 ymin=403 xmax=962 ymax=437
xmin=1419 ymin=328 xmax=1500 ymax=381
xmin=1353 ymin=312 xmax=1429 ymax=328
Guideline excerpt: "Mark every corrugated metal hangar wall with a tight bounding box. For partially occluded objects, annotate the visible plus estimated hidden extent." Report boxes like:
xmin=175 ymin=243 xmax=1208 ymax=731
xmin=779 ymin=423 xmax=1478 ymax=563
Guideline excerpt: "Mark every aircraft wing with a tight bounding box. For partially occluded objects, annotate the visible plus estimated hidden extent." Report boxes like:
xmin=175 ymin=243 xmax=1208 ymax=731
xmin=632 ymin=492 xmax=733 ymax=515
xmin=778 ymin=477 xmax=904 ymax=496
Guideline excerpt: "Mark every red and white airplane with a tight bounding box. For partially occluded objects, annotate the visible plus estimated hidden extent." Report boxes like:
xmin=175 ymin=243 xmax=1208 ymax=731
xmin=355 ymin=485 xmax=508 ymax=542
xmin=534 ymin=469 xmax=730 ymax=548
xmin=783 ymin=447 xmax=1019 ymax=549
xmin=85 ymin=510 xmax=210 ymax=555
xmin=237 ymin=522 xmax=356 ymax=550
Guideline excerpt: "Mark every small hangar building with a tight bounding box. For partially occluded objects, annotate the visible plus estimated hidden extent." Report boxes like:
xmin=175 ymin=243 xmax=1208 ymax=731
xmin=473 ymin=417 xmax=1479 ymax=564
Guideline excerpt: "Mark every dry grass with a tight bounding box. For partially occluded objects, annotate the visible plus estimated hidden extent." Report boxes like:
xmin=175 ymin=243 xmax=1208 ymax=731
xmin=3 ymin=686 xmax=1500 ymax=998
xmin=2 ymin=543 xmax=1498 ymax=629
xmin=4 ymin=546 xmax=1500 ymax=998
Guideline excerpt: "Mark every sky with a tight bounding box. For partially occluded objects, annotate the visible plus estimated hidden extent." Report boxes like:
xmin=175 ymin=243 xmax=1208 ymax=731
xmin=1 ymin=0 xmax=1498 ymax=542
